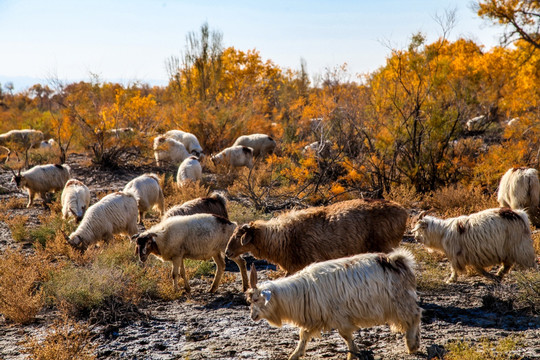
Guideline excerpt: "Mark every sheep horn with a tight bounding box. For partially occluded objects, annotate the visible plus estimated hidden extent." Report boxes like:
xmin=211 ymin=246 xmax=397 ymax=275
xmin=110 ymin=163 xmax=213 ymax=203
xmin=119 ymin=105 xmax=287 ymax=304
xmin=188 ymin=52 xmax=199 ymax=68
xmin=59 ymin=228 xmax=70 ymax=241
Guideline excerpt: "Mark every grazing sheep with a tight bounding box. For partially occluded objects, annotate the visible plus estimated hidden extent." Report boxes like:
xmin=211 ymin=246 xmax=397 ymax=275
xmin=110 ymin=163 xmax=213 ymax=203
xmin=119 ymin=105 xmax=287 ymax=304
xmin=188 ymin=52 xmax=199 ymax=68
xmin=211 ymin=145 xmax=254 ymax=171
xmin=247 ymin=248 xmax=421 ymax=359
xmin=153 ymin=135 xmax=190 ymax=167
xmin=123 ymin=173 xmax=165 ymax=223
xmin=177 ymin=156 xmax=202 ymax=185
xmin=67 ymin=191 xmax=139 ymax=251
xmin=163 ymin=192 xmax=229 ymax=220
xmin=61 ymin=179 xmax=91 ymax=222
xmin=226 ymin=198 xmax=408 ymax=275
xmin=302 ymin=140 xmax=333 ymax=158
xmin=132 ymin=213 xmax=248 ymax=293
xmin=107 ymin=127 xmax=134 ymax=137
xmin=11 ymin=164 xmax=71 ymax=207
xmin=165 ymin=130 xmax=203 ymax=156
xmin=412 ymin=208 xmax=536 ymax=283
xmin=39 ymin=138 xmax=56 ymax=149
xmin=232 ymin=134 xmax=276 ymax=158
xmin=497 ymin=167 xmax=540 ymax=224
xmin=0 ymin=129 xmax=44 ymax=161
xmin=465 ymin=115 xmax=489 ymax=132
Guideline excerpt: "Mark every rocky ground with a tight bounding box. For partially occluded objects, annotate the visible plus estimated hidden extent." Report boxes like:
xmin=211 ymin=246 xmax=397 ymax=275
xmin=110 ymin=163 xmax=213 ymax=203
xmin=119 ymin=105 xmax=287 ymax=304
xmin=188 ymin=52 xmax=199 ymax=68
xmin=0 ymin=154 xmax=539 ymax=360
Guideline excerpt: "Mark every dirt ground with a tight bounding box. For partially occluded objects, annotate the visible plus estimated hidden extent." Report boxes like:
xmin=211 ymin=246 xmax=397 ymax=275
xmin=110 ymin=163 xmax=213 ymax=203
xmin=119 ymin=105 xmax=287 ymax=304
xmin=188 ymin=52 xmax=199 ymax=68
xmin=0 ymin=154 xmax=539 ymax=360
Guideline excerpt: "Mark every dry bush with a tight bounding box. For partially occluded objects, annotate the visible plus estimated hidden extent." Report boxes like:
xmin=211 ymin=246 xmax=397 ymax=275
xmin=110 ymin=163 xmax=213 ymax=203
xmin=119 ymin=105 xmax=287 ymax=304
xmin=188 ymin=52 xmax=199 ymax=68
xmin=227 ymin=201 xmax=272 ymax=225
xmin=0 ymin=196 xmax=27 ymax=210
xmin=163 ymin=176 xmax=211 ymax=210
xmin=5 ymin=215 xmax=29 ymax=242
xmin=0 ymin=249 xmax=47 ymax=324
xmin=384 ymin=184 xmax=423 ymax=209
xmin=23 ymin=312 xmax=96 ymax=360
xmin=445 ymin=336 xmax=522 ymax=360
xmin=424 ymin=184 xmax=497 ymax=218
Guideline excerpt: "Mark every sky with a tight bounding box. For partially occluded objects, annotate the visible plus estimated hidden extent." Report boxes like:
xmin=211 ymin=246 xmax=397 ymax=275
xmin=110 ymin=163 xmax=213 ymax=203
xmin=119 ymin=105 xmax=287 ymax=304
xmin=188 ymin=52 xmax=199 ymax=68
xmin=0 ymin=0 xmax=503 ymax=92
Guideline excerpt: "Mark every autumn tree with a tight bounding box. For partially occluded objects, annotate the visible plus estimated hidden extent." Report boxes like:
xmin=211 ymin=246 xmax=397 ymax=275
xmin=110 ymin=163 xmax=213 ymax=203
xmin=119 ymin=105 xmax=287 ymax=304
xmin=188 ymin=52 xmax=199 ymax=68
xmin=477 ymin=0 xmax=540 ymax=50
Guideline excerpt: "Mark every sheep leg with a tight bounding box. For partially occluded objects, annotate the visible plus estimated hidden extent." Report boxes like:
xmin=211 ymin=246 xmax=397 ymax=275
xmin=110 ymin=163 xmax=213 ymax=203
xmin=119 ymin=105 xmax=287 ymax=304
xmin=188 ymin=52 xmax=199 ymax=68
xmin=496 ymin=262 xmax=513 ymax=280
xmin=338 ymin=329 xmax=360 ymax=360
xmin=26 ymin=190 xmax=35 ymax=208
xmin=289 ymin=328 xmax=316 ymax=360
xmin=445 ymin=267 xmax=458 ymax=283
xmin=177 ymin=258 xmax=191 ymax=293
xmin=138 ymin=210 xmax=143 ymax=224
xmin=209 ymin=253 xmax=226 ymax=293
xmin=474 ymin=265 xmax=500 ymax=283
xmin=230 ymin=255 xmax=249 ymax=292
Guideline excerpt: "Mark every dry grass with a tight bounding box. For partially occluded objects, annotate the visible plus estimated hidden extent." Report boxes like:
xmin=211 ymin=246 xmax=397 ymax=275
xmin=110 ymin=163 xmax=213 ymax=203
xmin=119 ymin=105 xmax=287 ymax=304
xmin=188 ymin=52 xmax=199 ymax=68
xmin=403 ymin=243 xmax=449 ymax=292
xmin=23 ymin=312 xmax=96 ymax=360
xmin=0 ymin=249 xmax=48 ymax=324
xmin=5 ymin=215 xmax=29 ymax=242
xmin=423 ymin=184 xmax=497 ymax=218
xmin=445 ymin=336 xmax=522 ymax=360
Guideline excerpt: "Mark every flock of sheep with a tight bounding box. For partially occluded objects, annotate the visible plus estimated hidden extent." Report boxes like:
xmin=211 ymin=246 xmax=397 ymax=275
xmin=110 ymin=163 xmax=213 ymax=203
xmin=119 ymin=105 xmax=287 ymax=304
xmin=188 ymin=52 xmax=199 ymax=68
xmin=1 ymin=127 xmax=539 ymax=359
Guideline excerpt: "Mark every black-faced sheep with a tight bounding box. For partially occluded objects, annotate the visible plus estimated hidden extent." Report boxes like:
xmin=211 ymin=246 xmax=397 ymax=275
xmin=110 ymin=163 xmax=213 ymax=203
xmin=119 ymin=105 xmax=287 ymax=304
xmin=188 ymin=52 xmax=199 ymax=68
xmin=163 ymin=192 xmax=229 ymax=220
xmin=132 ymin=213 xmax=248 ymax=293
xmin=232 ymin=134 xmax=276 ymax=158
xmin=497 ymin=167 xmax=540 ymax=225
xmin=123 ymin=173 xmax=165 ymax=223
xmin=11 ymin=164 xmax=71 ymax=207
xmin=226 ymin=198 xmax=408 ymax=275
xmin=61 ymin=179 xmax=90 ymax=222
xmin=412 ymin=208 xmax=537 ymax=283
xmin=165 ymin=130 xmax=203 ymax=157
xmin=247 ymin=248 xmax=421 ymax=359
xmin=67 ymin=191 xmax=139 ymax=251
xmin=211 ymin=145 xmax=254 ymax=171
xmin=177 ymin=156 xmax=202 ymax=185
xmin=153 ymin=135 xmax=190 ymax=167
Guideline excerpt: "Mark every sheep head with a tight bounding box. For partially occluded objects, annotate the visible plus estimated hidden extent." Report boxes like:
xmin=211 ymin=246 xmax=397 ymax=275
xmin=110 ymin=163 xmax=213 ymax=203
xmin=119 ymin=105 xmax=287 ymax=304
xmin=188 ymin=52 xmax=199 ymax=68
xmin=246 ymin=264 xmax=272 ymax=322
xmin=225 ymin=223 xmax=255 ymax=258
xmin=131 ymin=232 xmax=159 ymax=262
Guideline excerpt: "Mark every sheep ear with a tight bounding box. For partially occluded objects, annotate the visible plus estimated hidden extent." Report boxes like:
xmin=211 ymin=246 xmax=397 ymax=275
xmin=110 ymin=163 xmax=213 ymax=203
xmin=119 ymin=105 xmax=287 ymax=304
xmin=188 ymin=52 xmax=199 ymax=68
xmin=240 ymin=224 xmax=253 ymax=246
xmin=249 ymin=264 xmax=258 ymax=289
xmin=131 ymin=233 xmax=140 ymax=242
xmin=261 ymin=289 xmax=271 ymax=305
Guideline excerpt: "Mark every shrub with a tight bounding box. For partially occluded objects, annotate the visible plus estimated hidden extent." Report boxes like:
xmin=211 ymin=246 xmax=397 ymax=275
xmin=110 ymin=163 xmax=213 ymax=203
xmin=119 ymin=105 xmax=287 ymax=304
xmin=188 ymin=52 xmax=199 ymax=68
xmin=23 ymin=312 xmax=96 ymax=360
xmin=6 ymin=215 xmax=29 ymax=242
xmin=445 ymin=336 xmax=522 ymax=360
xmin=0 ymin=249 xmax=45 ymax=324
xmin=424 ymin=184 xmax=497 ymax=218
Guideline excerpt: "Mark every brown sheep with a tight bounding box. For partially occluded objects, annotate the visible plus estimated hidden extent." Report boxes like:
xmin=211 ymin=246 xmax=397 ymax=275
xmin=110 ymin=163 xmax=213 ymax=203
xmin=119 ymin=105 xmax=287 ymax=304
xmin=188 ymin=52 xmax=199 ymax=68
xmin=163 ymin=192 xmax=229 ymax=220
xmin=226 ymin=198 xmax=408 ymax=275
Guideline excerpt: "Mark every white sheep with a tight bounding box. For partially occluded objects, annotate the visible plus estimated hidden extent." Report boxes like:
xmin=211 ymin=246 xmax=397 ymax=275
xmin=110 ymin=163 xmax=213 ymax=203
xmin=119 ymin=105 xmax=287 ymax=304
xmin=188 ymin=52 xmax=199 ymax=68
xmin=497 ymin=167 xmax=540 ymax=224
xmin=302 ymin=140 xmax=333 ymax=158
xmin=66 ymin=191 xmax=139 ymax=251
xmin=232 ymin=133 xmax=276 ymax=158
xmin=412 ymin=208 xmax=537 ymax=283
xmin=61 ymin=179 xmax=91 ymax=222
xmin=165 ymin=130 xmax=203 ymax=156
xmin=211 ymin=145 xmax=254 ymax=171
xmin=123 ymin=173 xmax=165 ymax=223
xmin=132 ymin=213 xmax=248 ymax=293
xmin=11 ymin=163 xmax=71 ymax=207
xmin=465 ymin=115 xmax=488 ymax=132
xmin=153 ymin=135 xmax=190 ymax=167
xmin=177 ymin=156 xmax=202 ymax=186
xmin=0 ymin=129 xmax=44 ymax=161
xmin=247 ymin=248 xmax=421 ymax=360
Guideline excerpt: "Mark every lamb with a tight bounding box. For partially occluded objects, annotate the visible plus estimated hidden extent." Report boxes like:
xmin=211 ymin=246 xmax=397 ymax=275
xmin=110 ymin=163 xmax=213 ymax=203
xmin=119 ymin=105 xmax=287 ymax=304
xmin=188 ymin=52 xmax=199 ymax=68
xmin=39 ymin=138 xmax=56 ymax=149
xmin=66 ymin=191 xmax=139 ymax=251
xmin=226 ymin=198 xmax=408 ymax=275
xmin=246 ymin=248 xmax=421 ymax=359
xmin=177 ymin=156 xmax=202 ymax=185
xmin=153 ymin=135 xmax=190 ymax=167
xmin=131 ymin=213 xmax=248 ymax=293
xmin=123 ymin=173 xmax=165 ymax=223
xmin=0 ymin=129 xmax=44 ymax=161
xmin=412 ymin=208 xmax=537 ymax=283
xmin=211 ymin=145 xmax=254 ymax=171
xmin=163 ymin=192 xmax=229 ymax=220
xmin=497 ymin=167 xmax=540 ymax=225
xmin=11 ymin=163 xmax=71 ymax=207
xmin=232 ymin=133 xmax=276 ymax=158
xmin=61 ymin=179 xmax=91 ymax=222
xmin=164 ymin=129 xmax=203 ymax=156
